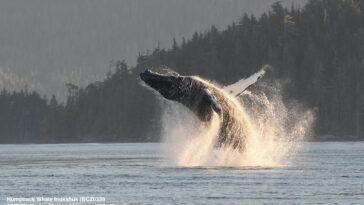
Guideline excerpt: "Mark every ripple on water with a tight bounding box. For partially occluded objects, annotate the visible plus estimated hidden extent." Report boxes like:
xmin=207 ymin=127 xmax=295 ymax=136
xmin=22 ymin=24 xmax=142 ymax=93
xmin=0 ymin=142 xmax=364 ymax=204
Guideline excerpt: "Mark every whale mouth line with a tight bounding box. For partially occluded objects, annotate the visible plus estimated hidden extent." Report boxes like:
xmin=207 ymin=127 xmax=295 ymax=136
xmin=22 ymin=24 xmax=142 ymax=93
xmin=139 ymin=70 xmax=171 ymax=86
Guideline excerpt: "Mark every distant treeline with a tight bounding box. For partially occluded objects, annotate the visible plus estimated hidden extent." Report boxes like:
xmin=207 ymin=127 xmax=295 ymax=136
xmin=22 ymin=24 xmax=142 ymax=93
xmin=1 ymin=0 xmax=364 ymax=143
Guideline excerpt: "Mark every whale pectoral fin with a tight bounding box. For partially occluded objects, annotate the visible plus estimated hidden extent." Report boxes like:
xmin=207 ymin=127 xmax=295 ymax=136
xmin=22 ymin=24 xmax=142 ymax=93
xmin=203 ymin=89 xmax=222 ymax=114
xmin=223 ymin=65 xmax=269 ymax=97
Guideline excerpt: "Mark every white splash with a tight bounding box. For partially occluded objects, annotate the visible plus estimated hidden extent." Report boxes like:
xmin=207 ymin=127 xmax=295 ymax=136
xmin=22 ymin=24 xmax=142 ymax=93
xmin=161 ymin=70 xmax=314 ymax=167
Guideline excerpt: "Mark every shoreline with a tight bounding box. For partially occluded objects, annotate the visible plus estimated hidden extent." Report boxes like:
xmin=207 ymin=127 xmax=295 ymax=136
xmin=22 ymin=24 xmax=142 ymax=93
xmin=1 ymin=138 xmax=364 ymax=145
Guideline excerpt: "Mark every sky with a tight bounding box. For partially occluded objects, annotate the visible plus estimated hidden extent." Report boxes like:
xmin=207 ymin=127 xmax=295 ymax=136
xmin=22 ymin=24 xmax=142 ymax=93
xmin=0 ymin=0 xmax=307 ymax=100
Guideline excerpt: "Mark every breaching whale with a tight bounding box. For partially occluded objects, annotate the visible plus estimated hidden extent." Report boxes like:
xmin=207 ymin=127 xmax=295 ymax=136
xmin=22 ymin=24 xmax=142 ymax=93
xmin=140 ymin=67 xmax=267 ymax=151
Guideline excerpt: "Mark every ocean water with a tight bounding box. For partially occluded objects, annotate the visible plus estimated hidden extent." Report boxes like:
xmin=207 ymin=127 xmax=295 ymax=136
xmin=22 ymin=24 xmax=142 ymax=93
xmin=1 ymin=142 xmax=363 ymax=204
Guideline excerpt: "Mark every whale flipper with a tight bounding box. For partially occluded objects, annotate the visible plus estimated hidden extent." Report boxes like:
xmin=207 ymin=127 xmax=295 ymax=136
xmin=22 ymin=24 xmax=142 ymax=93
xmin=203 ymin=89 xmax=222 ymax=114
xmin=223 ymin=65 xmax=269 ymax=97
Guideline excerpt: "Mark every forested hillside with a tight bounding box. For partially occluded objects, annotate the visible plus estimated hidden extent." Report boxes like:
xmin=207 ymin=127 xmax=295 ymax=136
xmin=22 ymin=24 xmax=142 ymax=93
xmin=1 ymin=0 xmax=364 ymax=143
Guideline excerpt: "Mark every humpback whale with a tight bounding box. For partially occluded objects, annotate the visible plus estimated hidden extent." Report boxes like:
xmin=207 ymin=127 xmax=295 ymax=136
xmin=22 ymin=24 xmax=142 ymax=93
xmin=140 ymin=67 xmax=266 ymax=151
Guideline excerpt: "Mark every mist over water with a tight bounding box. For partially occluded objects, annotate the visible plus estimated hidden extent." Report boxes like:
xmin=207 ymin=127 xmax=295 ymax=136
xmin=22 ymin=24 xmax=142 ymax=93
xmin=161 ymin=77 xmax=314 ymax=167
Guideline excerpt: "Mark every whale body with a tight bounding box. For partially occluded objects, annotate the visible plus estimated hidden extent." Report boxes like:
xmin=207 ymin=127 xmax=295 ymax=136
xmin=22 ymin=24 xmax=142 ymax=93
xmin=140 ymin=68 xmax=266 ymax=151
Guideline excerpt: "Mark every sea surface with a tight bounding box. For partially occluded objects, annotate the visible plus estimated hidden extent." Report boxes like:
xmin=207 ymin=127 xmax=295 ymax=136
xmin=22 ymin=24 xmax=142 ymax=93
xmin=1 ymin=142 xmax=364 ymax=204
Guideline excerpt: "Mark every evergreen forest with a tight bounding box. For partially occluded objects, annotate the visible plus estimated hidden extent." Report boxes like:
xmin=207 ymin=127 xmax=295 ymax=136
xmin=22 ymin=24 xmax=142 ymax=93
xmin=1 ymin=0 xmax=364 ymax=143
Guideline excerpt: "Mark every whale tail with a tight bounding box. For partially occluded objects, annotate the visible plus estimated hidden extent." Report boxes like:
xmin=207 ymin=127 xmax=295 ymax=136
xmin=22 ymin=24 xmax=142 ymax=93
xmin=223 ymin=65 xmax=270 ymax=97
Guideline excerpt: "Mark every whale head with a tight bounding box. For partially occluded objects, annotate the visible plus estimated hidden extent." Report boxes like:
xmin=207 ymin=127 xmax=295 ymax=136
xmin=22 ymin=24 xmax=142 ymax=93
xmin=140 ymin=70 xmax=190 ymax=101
xmin=140 ymin=69 xmax=222 ymax=121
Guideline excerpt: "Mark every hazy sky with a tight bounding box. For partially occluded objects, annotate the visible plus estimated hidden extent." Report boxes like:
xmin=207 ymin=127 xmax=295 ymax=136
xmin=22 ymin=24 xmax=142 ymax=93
xmin=0 ymin=0 xmax=307 ymax=99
